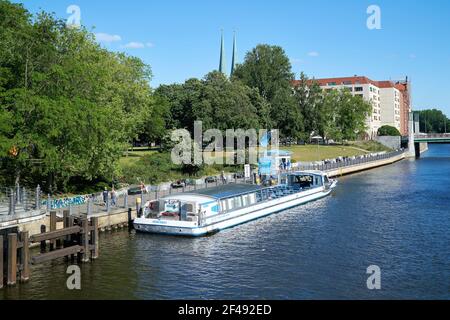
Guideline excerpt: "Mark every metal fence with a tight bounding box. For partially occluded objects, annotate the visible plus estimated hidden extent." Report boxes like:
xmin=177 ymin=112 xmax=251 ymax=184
xmin=296 ymin=149 xmax=405 ymax=172
xmin=0 ymin=185 xmax=43 ymax=222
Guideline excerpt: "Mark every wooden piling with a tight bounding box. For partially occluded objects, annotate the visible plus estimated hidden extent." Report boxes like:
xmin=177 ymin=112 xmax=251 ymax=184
xmin=68 ymin=216 xmax=75 ymax=261
xmin=81 ymin=219 xmax=90 ymax=263
xmin=127 ymin=208 xmax=133 ymax=229
xmin=50 ymin=211 xmax=57 ymax=251
xmin=19 ymin=231 xmax=30 ymax=282
xmin=0 ymin=235 xmax=3 ymax=289
xmin=63 ymin=210 xmax=70 ymax=250
xmin=7 ymin=233 xmax=17 ymax=286
xmin=91 ymin=217 xmax=99 ymax=259
xmin=40 ymin=225 xmax=47 ymax=253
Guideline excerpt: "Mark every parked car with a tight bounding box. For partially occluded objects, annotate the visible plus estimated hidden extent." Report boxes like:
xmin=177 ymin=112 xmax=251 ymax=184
xmin=184 ymin=179 xmax=196 ymax=186
xmin=171 ymin=180 xmax=186 ymax=189
xmin=127 ymin=186 xmax=142 ymax=195
xmin=233 ymin=172 xmax=245 ymax=179
xmin=205 ymin=176 xmax=217 ymax=184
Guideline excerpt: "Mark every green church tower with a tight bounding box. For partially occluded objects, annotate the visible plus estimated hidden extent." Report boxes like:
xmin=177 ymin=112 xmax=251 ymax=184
xmin=219 ymin=30 xmax=226 ymax=75
xmin=231 ymin=31 xmax=237 ymax=76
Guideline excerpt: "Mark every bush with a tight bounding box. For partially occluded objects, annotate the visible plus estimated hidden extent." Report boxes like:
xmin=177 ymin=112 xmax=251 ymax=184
xmin=378 ymin=125 xmax=401 ymax=136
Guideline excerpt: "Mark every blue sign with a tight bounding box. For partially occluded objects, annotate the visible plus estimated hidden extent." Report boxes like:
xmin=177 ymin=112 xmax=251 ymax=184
xmin=258 ymin=157 xmax=272 ymax=175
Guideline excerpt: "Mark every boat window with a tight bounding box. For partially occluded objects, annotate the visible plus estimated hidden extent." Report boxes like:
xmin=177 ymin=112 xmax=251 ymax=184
xmin=324 ymin=176 xmax=330 ymax=184
xmin=146 ymin=200 xmax=160 ymax=218
xmin=292 ymin=175 xmax=313 ymax=188
xmin=234 ymin=196 xmax=243 ymax=208
xmin=221 ymin=200 xmax=228 ymax=212
xmin=227 ymin=199 xmax=234 ymax=211
xmin=314 ymin=176 xmax=323 ymax=186
xmin=184 ymin=203 xmax=194 ymax=213
xmin=249 ymin=193 xmax=257 ymax=205
xmin=242 ymin=195 xmax=248 ymax=207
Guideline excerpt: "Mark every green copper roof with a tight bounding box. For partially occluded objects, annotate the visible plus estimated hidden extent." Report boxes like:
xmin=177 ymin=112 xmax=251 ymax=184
xmin=219 ymin=31 xmax=226 ymax=75
xmin=231 ymin=32 xmax=237 ymax=76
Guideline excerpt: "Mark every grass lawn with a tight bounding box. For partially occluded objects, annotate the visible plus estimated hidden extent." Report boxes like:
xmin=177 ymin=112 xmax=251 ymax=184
xmin=284 ymin=145 xmax=370 ymax=162
xmin=345 ymin=140 xmax=393 ymax=153
xmin=119 ymin=149 xmax=157 ymax=166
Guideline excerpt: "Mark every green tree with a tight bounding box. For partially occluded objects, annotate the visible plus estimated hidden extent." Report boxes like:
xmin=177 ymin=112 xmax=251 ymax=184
xmin=378 ymin=125 xmax=401 ymax=136
xmin=232 ymin=44 xmax=294 ymax=102
xmin=0 ymin=1 xmax=155 ymax=191
xmin=418 ymin=109 xmax=449 ymax=133
xmin=156 ymin=71 xmax=267 ymax=134
xmin=232 ymin=44 xmax=302 ymax=138
xmin=294 ymin=73 xmax=327 ymax=140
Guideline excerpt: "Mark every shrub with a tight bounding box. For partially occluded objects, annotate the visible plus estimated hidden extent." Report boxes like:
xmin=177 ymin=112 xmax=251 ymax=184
xmin=377 ymin=125 xmax=401 ymax=136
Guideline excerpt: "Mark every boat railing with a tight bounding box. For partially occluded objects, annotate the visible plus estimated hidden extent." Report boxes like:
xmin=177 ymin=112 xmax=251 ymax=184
xmin=217 ymin=183 xmax=319 ymax=215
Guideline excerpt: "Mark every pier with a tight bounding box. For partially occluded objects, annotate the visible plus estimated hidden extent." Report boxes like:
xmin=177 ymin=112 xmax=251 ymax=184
xmin=0 ymin=210 xmax=98 ymax=288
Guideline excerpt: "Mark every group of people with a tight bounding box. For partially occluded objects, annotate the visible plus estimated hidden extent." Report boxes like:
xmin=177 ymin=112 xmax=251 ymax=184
xmin=279 ymin=159 xmax=292 ymax=171
xmin=102 ymin=187 xmax=118 ymax=207
xmin=102 ymin=181 xmax=147 ymax=208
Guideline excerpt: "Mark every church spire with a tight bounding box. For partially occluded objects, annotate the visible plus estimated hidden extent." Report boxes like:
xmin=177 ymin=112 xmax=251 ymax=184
xmin=219 ymin=30 xmax=226 ymax=75
xmin=231 ymin=31 xmax=237 ymax=76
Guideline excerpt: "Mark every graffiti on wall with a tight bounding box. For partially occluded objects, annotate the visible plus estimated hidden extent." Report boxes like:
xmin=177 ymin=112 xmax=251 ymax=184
xmin=42 ymin=195 xmax=88 ymax=210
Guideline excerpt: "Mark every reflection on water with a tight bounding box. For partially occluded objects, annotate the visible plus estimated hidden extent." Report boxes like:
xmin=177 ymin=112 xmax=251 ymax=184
xmin=2 ymin=144 xmax=450 ymax=300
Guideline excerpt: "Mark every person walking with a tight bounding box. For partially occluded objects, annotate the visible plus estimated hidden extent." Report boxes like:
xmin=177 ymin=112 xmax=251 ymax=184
xmin=102 ymin=187 xmax=109 ymax=205
xmin=111 ymin=187 xmax=117 ymax=206
xmin=140 ymin=181 xmax=147 ymax=194
xmin=221 ymin=171 xmax=226 ymax=184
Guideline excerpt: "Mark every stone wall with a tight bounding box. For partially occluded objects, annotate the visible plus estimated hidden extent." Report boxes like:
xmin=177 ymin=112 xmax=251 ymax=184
xmin=375 ymin=136 xmax=401 ymax=150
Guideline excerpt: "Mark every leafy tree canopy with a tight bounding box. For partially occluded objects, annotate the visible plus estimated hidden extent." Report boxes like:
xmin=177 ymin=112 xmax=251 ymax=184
xmin=378 ymin=125 xmax=401 ymax=136
xmin=0 ymin=0 xmax=155 ymax=191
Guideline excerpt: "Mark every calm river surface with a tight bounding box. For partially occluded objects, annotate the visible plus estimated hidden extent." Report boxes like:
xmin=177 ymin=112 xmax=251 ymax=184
xmin=2 ymin=144 xmax=450 ymax=300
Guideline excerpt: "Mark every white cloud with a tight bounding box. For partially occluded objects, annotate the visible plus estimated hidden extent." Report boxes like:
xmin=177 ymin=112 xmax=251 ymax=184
xmin=122 ymin=42 xmax=154 ymax=49
xmin=308 ymin=51 xmax=319 ymax=57
xmin=123 ymin=42 xmax=145 ymax=49
xmin=290 ymin=58 xmax=303 ymax=64
xmin=95 ymin=33 xmax=121 ymax=43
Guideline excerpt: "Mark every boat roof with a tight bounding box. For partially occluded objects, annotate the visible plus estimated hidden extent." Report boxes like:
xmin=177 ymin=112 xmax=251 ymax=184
xmin=192 ymin=184 xmax=263 ymax=199
xmin=288 ymin=170 xmax=325 ymax=176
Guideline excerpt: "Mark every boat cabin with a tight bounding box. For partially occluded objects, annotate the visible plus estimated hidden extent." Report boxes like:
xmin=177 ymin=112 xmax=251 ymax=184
xmin=144 ymin=171 xmax=330 ymax=223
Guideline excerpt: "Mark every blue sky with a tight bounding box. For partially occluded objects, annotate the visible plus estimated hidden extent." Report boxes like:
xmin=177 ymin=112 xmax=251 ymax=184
xmin=17 ymin=0 xmax=450 ymax=115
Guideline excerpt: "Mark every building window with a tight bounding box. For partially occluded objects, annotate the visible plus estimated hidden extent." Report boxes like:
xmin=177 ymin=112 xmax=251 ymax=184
xmin=327 ymin=82 xmax=336 ymax=86
xmin=355 ymin=87 xmax=363 ymax=92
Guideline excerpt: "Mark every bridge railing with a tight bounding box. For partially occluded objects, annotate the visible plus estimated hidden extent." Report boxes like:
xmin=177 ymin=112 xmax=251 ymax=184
xmin=415 ymin=133 xmax=450 ymax=139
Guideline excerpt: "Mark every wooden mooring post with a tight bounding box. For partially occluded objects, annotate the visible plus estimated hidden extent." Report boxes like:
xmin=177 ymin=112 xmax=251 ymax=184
xmin=0 ymin=235 xmax=3 ymax=289
xmin=1 ymin=216 xmax=100 ymax=289
xmin=50 ymin=211 xmax=57 ymax=250
xmin=7 ymin=233 xmax=17 ymax=285
xmin=19 ymin=231 xmax=30 ymax=282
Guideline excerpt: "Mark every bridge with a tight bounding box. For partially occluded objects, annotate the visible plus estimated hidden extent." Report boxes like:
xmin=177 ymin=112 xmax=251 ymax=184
xmin=406 ymin=112 xmax=450 ymax=157
xmin=414 ymin=133 xmax=450 ymax=143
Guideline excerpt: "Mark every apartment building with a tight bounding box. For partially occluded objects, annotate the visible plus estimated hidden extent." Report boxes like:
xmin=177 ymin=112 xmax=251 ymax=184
xmin=293 ymin=76 xmax=411 ymax=138
xmin=377 ymin=81 xmax=401 ymax=131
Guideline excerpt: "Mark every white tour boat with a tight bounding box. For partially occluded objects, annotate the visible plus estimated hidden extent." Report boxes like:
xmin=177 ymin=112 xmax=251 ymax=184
xmin=134 ymin=171 xmax=337 ymax=237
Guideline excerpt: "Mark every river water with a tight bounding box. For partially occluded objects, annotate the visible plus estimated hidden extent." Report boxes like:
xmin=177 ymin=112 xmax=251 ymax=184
xmin=2 ymin=144 xmax=450 ymax=300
